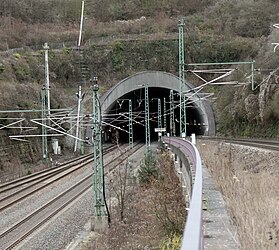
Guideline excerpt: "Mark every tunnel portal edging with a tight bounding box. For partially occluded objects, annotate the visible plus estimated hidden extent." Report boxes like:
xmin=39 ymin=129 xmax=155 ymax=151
xmin=100 ymin=71 xmax=215 ymax=136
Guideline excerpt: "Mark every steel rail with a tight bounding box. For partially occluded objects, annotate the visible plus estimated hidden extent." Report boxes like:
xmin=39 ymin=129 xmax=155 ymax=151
xmin=0 ymin=159 xmax=92 ymax=212
xmin=0 ymin=175 xmax=92 ymax=250
xmin=0 ymin=142 xmax=144 ymax=249
xmin=0 ymin=144 xmax=115 ymax=190
xmin=0 ymin=145 xmax=117 ymax=212
xmin=200 ymin=136 xmax=279 ymax=151
xmin=104 ymin=142 xmax=144 ymax=174
xmin=0 ymin=155 xmax=93 ymax=194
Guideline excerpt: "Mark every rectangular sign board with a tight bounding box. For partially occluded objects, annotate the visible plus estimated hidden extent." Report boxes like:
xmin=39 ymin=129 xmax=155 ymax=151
xmin=154 ymin=128 xmax=166 ymax=132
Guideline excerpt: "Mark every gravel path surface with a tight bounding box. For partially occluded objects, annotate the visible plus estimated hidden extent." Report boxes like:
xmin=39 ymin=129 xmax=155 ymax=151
xmin=66 ymin=144 xmax=152 ymax=250
xmin=203 ymin=166 xmax=240 ymax=249
xmin=0 ymin=144 xmax=137 ymax=249
xmin=17 ymin=189 xmax=94 ymax=250
xmin=0 ymin=146 xmax=124 ymax=234
xmin=0 ymin=163 xmax=92 ymax=233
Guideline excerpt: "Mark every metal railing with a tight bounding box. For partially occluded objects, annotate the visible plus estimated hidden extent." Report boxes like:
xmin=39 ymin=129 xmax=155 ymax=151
xmin=162 ymin=137 xmax=203 ymax=250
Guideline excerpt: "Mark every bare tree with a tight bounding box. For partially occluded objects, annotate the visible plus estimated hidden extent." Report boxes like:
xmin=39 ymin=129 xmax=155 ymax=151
xmin=110 ymin=160 xmax=130 ymax=221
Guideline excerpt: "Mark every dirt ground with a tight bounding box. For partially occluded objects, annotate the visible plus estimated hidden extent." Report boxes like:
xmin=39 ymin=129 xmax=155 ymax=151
xmin=76 ymin=147 xmax=186 ymax=250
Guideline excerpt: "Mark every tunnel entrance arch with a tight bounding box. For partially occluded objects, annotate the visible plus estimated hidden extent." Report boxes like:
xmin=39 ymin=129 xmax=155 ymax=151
xmin=100 ymin=71 xmax=215 ymax=142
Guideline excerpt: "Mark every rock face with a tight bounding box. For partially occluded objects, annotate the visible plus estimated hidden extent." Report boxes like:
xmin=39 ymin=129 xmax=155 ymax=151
xmin=0 ymin=130 xmax=41 ymax=182
xmin=244 ymin=94 xmax=258 ymax=123
xmin=258 ymin=70 xmax=279 ymax=122
xmin=214 ymin=68 xmax=279 ymax=136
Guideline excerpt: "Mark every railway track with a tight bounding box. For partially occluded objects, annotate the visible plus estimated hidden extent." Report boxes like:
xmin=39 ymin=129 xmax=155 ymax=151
xmin=200 ymin=136 xmax=279 ymax=151
xmin=0 ymin=142 xmax=144 ymax=250
xmin=0 ymin=145 xmax=117 ymax=212
xmin=0 ymin=144 xmax=115 ymax=191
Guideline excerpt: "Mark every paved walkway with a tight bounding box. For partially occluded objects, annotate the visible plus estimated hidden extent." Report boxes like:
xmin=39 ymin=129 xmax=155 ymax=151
xmin=203 ymin=165 xmax=240 ymax=249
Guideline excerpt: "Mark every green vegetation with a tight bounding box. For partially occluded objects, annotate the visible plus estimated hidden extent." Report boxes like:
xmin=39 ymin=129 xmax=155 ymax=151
xmin=160 ymin=233 xmax=182 ymax=250
xmin=2 ymin=1 xmax=279 ymax=247
xmin=94 ymin=151 xmax=185 ymax=249
xmin=11 ymin=59 xmax=31 ymax=82
xmin=0 ymin=63 xmax=4 ymax=74
xmin=138 ymin=151 xmax=159 ymax=184
xmin=0 ymin=0 xmax=279 ymax=139
xmin=111 ymin=41 xmax=125 ymax=72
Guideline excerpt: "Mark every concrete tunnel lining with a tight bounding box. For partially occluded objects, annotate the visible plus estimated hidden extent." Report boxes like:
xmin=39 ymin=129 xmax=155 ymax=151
xmin=100 ymin=71 xmax=215 ymax=139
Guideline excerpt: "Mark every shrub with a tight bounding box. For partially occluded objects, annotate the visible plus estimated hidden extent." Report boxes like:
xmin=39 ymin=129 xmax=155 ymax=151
xmin=110 ymin=40 xmax=125 ymax=72
xmin=0 ymin=63 xmax=4 ymax=74
xmin=13 ymin=53 xmax=21 ymax=60
xmin=160 ymin=233 xmax=182 ymax=250
xmin=138 ymin=151 xmax=159 ymax=184
xmin=11 ymin=60 xmax=31 ymax=82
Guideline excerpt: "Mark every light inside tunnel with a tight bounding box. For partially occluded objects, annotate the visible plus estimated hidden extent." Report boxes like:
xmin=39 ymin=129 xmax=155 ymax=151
xmin=103 ymin=87 xmax=207 ymax=143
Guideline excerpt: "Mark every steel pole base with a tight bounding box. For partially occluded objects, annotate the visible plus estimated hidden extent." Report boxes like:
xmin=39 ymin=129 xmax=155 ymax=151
xmin=91 ymin=216 xmax=108 ymax=232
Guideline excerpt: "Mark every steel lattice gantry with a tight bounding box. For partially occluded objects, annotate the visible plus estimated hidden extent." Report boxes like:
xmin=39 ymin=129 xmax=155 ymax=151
xmin=128 ymin=99 xmax=133 ymax=149
xmin=163 ymin=97 xmax=167 ymax=136
xmin=170 ymin=90 xmax=175 ymax=136
xmin=117 ymin=98 xmax=133 ymax=149
xmin=152 ymin=98 xmax=162 ymax=139
xmin=92 ymin=83 xmax=106 ymax=218
xmin=41 ymin=87 xmax=48 ymax=161
xmin=157 ymin=99 xmax=162 ymax=129
xmin=144 ymin=84 xmax=150 ymax=152
xmin=179 ymin=18 xmax=187 ymax=138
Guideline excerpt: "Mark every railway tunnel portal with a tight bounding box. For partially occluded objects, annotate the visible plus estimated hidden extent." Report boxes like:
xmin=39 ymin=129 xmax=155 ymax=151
xmin=100 ymin=71 xmax=215 ymax=143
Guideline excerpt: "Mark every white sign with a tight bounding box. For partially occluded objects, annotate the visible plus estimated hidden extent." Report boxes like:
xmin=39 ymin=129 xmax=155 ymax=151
xmin=154 ymin=128 xmax=166 ymax=132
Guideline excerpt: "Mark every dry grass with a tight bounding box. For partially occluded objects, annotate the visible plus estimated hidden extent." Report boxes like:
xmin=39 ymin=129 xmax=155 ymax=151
xmin=0 ymin=15 xmax=177 ymax=51
xmin=87 ymin=151 xmax=186 ymax=250
xmin=199 ymin=140 xmax=279 ymax=250
xmin=0 ymin=16 xmax=79 ymax=50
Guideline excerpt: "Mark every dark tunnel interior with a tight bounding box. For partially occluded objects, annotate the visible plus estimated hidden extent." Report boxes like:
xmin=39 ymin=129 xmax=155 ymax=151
xmin=103 ymin=87 xmax=206 ymax=143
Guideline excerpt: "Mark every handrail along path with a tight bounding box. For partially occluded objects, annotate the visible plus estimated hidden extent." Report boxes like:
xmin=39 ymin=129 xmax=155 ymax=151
xmin=162 ymin=137 xmax=203 ymax=250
